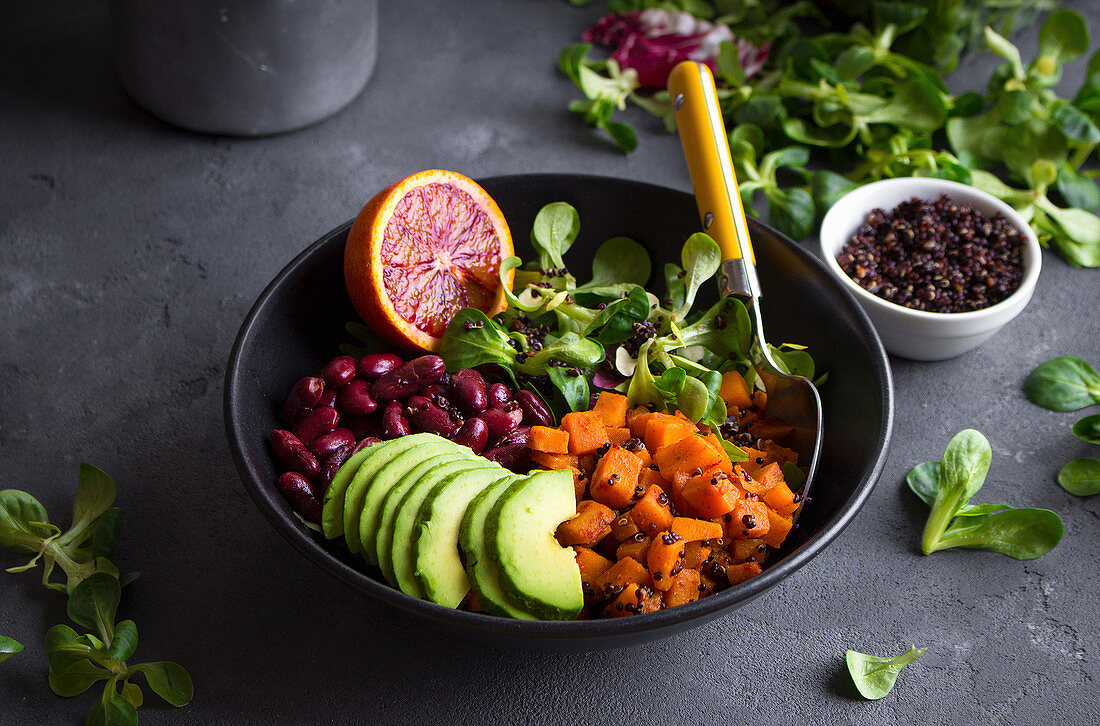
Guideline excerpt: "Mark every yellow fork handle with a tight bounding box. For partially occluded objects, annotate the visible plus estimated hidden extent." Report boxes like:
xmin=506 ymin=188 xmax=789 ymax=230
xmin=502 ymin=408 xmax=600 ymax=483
xmin=668 ymin=61 xmax=759 ymax=298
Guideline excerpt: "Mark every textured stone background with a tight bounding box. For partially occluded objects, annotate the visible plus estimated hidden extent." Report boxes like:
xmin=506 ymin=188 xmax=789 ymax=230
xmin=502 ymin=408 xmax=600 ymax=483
xmin=2 ymin=2 xmax=1097 ymax=724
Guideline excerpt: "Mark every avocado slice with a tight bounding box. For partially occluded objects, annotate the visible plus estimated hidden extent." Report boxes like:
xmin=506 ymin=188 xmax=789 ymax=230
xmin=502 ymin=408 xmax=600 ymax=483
xmin=389 ymin=460 xmax=497 ymax=599
xmin=321 ymin=441 xmax=383 ymax=539
xmin=336 ymin=433 xmax=439 ymax=556
xmin=365 ymin=452 xmax=480 ymax=584
xmin=414 ymin=467 xmax=515 ymax=609
xmin=459 ymin=477 xmax=539 ymax=620
xmin=342 ymin=435 xmax=459 ymax=560
xmin=487 ymin=470 xmax=583 ymax=621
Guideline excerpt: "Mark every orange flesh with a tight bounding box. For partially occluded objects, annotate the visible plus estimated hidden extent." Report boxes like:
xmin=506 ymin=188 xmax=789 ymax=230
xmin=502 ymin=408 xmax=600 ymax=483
xmin=381 ymin=182 xmax=503 ymax=338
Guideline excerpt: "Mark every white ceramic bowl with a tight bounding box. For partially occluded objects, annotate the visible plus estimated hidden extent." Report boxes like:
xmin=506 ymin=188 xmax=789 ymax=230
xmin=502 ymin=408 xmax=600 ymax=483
xmin=819 ymin=177 xmax=1041 ymax=361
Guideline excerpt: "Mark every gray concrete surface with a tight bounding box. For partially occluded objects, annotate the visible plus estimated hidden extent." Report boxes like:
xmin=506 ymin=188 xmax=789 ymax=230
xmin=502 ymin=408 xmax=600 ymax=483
xmin=2 ymin=1 xmax=1097 ymax=724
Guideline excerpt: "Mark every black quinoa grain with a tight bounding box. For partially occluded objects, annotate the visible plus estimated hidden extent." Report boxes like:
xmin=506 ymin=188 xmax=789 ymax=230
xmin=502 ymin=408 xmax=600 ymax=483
xmin=836 ymin=194 xmax=1024 ymax=313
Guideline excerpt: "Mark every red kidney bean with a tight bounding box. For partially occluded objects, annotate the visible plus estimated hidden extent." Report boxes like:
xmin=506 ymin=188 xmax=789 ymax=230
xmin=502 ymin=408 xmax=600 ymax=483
xmin=451 ymin=368 xmax=488 ymax=414
xmin=277 ymin=472 xmax=322 ymax=522
xmin=481 ymin=443 xmax=532 ymax=470
xmin=406 ymin=395 xmax=460 ymax=437
xmin=283 ymin=376 xmax=324 ymax=424
xmin=452 ymin=417 xmax=488 ymax=454
xmin=337 ymin=380 xmax=377 ymax=416
xmin=371 ymin=368 xmax=419 ymax=402
xmin=493 ymin=425 xmax=531 ymax=448
xmin=271 ymin=430 xmax=320 ymax=479
xmin=423 ymin=382 xmax=451 ymax=400
xmin=357 ymin=353 xmax=403 ymax=380
xmin=486 ymin=382 xmax=513 ymax=408
xmin=321 ymin=356 xmax=358 ymax=388
xmin=382 ymin=401 xmax=412 ymax=439
xmin=315 ymin=444 xmax=353 ymax=495
xmin=409 ymin=355 xmax=446 ymax=384
xmin=515 ymin=390 xmax=553 ymax=427
xmin=291 ymin=406 xmax=339 ymax=444
xmin=317 ymin=389 xmax=338 ymax=408
xmin=371 ymin=355 xmax=448 ymax=402
xmin=350 ymin=436 xmax=382 ymax=456
xmin=481 ymin=405 xmax=522 ymax=438
xmin=309 ymin=427 xmax=355 ymax=459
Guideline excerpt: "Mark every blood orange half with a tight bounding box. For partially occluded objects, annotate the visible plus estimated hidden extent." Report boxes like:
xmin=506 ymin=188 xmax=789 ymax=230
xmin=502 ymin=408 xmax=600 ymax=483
xmin=344 ymin=170 xmax=514 ymax=352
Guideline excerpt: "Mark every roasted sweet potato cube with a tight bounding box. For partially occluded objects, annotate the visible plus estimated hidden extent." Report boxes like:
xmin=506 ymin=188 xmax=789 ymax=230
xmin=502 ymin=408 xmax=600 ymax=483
xmin=748 ymin=417 xmax=795 ymax=443
xmin=630 ymin=485 xmax=674 ymax=535
xmin=531 ymin=450 xmax=580 ymax=471
xmin=733 ymin=463 xmax=780 ymax=495
xmin=590 ymin=445 xmax=644 ymax=510
xmin=645 ymin=416 xmax=697 ymax=452
xmin=593 ymin=391 xmax=629 ymax=427
xmin=697 ymin=571 xmax=719 ymax=598
xmin=752 ymin=390 xmax=767 ymax=410
xmin=647 ymin=531 xmax=686 ymax=591
xmin=763 ymin=507 xmax=793 ymax=548
xmin=605 ymin=426 xmax=632 ymax=446
xmin=701 ymin=433 xmax=734 ymax=474
xmin=594 ymin=555 xmax=651 ymax=591
xmin=680 ymin=469 xmax=741 ymax=519
xmin=728 ymin=498 xmax=770 ymax=539
xmin=611 ymin=511 xmax=641 ymax=541
xmin=568 ymin=466 xmax=587 ymax=501
xmin=662 ymin=568 xmax=702 ymax=608
xmin=719 ymin=370 xmax=754 ymax=409
xmin=561 ymin=410 xmax=610 ymax=455
xmin=670 ymin=516 xmax=724 ymax=542
xmin=577 ymin=454 xmax=597 ymax=477
xmin=726 ymin=561 xmax=763 ymax=585
xmin=574 ymin=545 xmax=614 ymax=587
xmin=627 ymin=442 xmax=652 ymax=469
xmin=628 ymin=411 xmax=665 ymax=439
xmin=555 ymin=500 xmax=615 ymax=547
xmin=615 ymin=536 xmax=651 ymax=563
xmin=740 ymin=447 xmax=770 ymax=468
xmin=731 ymin=537 xmax=767 ymax=563
xmin=529 ymin=425 xmax=570 ymax=454
xmin=605 ymin=583 xmax=661 ymax=617
xmin=654 ymin=434 xmax=724 ymax=484
xmin=760 ymin=440 xmax=798 ymax=467
xmin=638 ymin=464 xmax=667 ymax=493
xmin=761 ymin=478 xmax=799 ymax=516
xmin=682 ymin=540 xmax=712 ymax=569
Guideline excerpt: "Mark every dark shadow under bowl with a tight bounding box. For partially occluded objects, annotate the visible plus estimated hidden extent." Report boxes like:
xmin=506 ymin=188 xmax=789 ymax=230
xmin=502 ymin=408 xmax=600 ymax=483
xmin=224 ymin=174 xmax=893 ymax=649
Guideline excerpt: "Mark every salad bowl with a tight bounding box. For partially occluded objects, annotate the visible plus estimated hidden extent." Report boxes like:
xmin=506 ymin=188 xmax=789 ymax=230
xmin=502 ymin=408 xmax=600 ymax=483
xmin=224 ymin=173 xmax=893 ymax=649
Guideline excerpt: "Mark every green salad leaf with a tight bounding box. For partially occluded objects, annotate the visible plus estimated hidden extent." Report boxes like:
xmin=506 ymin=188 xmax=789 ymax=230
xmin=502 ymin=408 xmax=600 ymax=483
xmin=0 ymin=635 xmax=22 ymax=663
xmin=909 ymin=430 xmax=1063 ymax=559
xmin=1057 ymin=458 xmax=1100 ymax=496
xmin=846 ymin=646 xmax=926 ymax=700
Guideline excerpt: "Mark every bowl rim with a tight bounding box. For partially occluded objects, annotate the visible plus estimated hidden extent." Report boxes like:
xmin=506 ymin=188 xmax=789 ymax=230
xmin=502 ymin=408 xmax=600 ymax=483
xmin=224 ymin=172 xmax=894 ymax=642
xmin=818 ymin=176 xmax=1042 ymax=323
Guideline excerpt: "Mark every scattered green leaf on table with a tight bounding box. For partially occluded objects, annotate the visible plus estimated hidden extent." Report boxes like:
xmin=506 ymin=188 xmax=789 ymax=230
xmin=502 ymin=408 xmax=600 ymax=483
xmin=1071 ymin=414 xmax=1100 ymax=444
xmin=1024 ymin=356 xmax=1100 ymax=411
xmin=846 ymin=646 xmax=926 ymax=700
xmin=0 ymin=635 xmax=22 ymax=663
xmin=1058 ymin=458 xmax=1100 ymax=496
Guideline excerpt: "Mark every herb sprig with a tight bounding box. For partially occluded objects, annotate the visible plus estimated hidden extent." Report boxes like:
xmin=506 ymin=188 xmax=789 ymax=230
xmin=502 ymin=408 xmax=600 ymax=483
xmin=907 ymin=429 xmax=1064 ymax=559
xmin=1 ymin=465 xmax=193 ymax=724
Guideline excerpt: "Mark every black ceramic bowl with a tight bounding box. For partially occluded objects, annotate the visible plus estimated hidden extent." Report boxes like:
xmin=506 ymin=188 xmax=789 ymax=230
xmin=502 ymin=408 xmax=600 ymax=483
xmin=225 ymin=174 xmax=893 ymax=649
